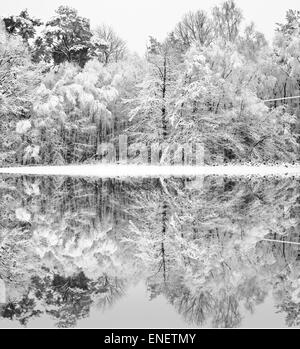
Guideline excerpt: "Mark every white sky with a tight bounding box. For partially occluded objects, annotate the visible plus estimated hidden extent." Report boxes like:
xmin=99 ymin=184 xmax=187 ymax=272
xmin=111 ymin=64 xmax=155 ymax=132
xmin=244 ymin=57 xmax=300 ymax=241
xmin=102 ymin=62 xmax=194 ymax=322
xmin=0 ymin=0 xmax=299 ymax=55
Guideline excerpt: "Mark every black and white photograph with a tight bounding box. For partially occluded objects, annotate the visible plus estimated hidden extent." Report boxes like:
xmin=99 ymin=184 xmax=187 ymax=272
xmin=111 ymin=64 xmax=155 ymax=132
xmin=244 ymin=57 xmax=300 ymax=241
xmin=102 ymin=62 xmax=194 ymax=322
xmin=0 ymin=0 xmax=299 ymax=334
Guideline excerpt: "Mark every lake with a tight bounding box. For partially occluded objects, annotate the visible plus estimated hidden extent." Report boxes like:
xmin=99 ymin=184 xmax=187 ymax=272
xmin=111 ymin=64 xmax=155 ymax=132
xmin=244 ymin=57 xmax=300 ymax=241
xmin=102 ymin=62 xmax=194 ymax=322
xmin=0 ymin=174 xmax=299 ymax=328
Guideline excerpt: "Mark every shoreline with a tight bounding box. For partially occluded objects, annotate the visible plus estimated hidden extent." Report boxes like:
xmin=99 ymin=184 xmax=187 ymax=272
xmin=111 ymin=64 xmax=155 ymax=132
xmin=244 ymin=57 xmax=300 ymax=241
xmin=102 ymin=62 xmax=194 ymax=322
xmin=0 ymin=164 xmax=299 ymax=178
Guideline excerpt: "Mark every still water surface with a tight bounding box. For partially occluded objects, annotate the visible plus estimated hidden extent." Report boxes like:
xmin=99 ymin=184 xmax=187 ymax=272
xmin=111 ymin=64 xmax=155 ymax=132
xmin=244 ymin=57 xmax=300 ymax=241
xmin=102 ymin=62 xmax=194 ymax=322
xmin=0 ymin=174 xmax=299 ymax=328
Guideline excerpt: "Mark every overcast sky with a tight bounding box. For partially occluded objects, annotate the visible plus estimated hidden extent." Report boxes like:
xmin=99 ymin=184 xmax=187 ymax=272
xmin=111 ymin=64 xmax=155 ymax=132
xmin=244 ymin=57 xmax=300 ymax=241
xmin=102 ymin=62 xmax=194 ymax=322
xmin=0 ymin=0 xmax=299 ymax=55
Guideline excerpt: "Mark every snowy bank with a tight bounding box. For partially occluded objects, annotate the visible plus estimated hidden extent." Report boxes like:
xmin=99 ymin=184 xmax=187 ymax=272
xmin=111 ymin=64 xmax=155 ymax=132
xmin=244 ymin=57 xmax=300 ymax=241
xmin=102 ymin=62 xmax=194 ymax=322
xmin=0 ymin=164 xmax=299 ymax=178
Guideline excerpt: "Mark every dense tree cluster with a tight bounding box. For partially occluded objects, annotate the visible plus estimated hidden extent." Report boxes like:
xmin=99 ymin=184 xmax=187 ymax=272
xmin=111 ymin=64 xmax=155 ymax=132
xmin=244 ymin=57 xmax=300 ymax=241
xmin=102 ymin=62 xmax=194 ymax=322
xmin=0 ymin=1 xmax=299 ymax=166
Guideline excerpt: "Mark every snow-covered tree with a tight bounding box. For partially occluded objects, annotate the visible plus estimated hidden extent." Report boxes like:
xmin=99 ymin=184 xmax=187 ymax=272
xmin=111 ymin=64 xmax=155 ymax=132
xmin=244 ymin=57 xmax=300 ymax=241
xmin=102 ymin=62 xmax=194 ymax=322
xmin=91 ymin=25 xmax=127 ymax=64
xmin=212 ymin=0 xmax=243 ymax=43
xmin=2 ymin=9 xmax=42 ymax=45
xmin=34 ymin=6 xmax=92 ymax=67
xmin=0 ymin=22 xmax=42 ymax=165
xmin=30 ymin=60 xmax=121 ymax=164
xmin=173 ymin=10 xmax=214 ymax=50
xmin=168 ymin=43 xmax=298 ymax=163
xmin=272 ymin=10 xmax=300 ymax=108
xmin=129 ymin=36 xmax=182 ymax=152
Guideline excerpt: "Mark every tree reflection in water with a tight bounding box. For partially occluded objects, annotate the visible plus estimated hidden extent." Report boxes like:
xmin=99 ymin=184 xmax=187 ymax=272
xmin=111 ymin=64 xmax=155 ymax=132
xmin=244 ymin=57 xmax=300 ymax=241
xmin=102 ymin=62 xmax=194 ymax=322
xmin=0 ymin=174 xmax=299 ymax=328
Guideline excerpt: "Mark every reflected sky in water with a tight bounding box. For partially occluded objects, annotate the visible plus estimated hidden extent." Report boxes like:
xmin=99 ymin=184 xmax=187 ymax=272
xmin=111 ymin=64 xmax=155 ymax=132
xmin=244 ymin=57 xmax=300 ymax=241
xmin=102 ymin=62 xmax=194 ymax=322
xmin=0 ymin=174 xmax=299 ymax=328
